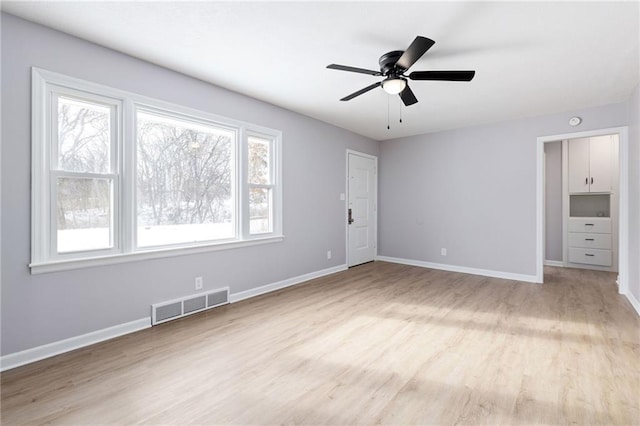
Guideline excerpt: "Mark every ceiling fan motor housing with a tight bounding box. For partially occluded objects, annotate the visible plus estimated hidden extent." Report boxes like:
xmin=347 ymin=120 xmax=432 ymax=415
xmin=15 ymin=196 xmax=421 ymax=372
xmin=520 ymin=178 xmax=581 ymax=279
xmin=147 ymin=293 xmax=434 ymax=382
xmin=379 ymin=50 xmax=405 ymax=75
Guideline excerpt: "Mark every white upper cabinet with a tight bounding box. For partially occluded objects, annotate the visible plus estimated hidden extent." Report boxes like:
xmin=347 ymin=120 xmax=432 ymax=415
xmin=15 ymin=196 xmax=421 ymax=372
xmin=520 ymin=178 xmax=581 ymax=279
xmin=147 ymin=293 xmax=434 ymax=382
xmin=588 ymin=136 xmax=613 ymax=192
xmin=568 ymin=136 xmax=612 ymax=193
xmin=568 ymin=137 xmax=591 ymax=193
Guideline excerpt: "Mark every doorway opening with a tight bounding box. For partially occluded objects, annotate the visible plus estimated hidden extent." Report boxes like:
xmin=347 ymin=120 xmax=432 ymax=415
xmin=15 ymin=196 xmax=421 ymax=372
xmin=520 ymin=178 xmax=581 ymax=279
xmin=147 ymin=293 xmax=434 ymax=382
xmin=536 ymin=127 xmax=629 ymax=295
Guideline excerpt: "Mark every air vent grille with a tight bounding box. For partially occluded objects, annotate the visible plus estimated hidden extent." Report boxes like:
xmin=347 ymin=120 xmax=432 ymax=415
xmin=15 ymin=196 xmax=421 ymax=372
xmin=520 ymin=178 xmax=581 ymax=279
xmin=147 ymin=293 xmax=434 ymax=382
xmin=155 ymin=302 xmax=182 ymax=323
xmin=208 ymin=290 xmax=228 ymax=308
xmin=184 ymin=295 xmax=206 ymax=314
xmin=151 ymin=288 xmax=229 ymax=325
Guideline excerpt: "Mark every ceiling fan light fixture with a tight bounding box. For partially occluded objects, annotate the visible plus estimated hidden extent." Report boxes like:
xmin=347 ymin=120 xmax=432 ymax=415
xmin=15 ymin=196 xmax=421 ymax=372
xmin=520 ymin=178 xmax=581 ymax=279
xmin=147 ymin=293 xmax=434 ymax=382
xmin=382 ymin=77 xmax=406 ymax=95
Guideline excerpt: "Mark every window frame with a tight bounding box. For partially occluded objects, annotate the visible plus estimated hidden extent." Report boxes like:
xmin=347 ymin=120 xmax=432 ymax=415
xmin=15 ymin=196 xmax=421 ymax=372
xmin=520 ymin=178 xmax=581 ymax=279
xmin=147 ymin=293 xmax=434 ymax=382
xmin=245 ymin=132 xmax=279 ymax=237
xmin=132 ymin=104 xmax=240 ymax=250
xmin=31 ymin=68 xmax=283 ymax=274
xmin=48 ymin=88 xmax=123 ymax=260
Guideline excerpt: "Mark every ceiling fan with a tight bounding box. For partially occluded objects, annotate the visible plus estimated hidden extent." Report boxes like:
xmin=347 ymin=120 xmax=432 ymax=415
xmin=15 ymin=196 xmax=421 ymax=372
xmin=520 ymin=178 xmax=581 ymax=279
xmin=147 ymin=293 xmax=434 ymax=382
xmin=327 ymin=36 xmax=476 ymax=106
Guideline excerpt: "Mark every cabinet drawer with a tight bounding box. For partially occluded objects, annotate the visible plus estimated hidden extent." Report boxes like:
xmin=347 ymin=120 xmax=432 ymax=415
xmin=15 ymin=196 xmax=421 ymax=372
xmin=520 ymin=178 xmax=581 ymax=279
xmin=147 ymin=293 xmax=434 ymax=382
xmin=568 ymin=247 xmax=612 ymax=266
xmin=568 ymin=233 xmax=612 ymax=249
xmin=568 ymin=217 xmax=611 ymax=234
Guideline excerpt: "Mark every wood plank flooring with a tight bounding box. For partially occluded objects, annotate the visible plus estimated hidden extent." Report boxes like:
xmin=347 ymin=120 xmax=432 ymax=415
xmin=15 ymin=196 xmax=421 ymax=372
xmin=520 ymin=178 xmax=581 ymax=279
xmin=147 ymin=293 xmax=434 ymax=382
xmin=1 ymin=262 xmax=638 ymax=425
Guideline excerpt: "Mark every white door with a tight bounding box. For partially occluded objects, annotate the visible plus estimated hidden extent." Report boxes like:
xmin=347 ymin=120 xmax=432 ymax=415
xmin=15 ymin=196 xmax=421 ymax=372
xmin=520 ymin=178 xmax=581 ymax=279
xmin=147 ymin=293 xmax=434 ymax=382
xmin=568 ymin=137 xmax=590 ymax=193
xmin=589 ymin=135 xmax=613 ymax=193
xmin=347 ymin=152 xmax=376 ymax=267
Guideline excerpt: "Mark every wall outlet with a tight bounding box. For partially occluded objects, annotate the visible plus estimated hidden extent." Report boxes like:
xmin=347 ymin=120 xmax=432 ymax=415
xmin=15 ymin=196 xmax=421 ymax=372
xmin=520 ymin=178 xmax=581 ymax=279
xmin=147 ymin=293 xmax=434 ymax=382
xmin=195 ymin=276 xmax=203 ymax=290
xmin=327 ymin=250 xmax=332 ymax=260
xmin=441 ymin=248 xmax=447 ymax=256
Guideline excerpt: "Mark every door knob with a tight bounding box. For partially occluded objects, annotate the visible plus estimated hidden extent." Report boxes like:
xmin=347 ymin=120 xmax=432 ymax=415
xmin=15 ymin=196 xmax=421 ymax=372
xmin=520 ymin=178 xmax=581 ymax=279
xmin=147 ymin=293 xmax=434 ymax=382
xmin=348 ymin=208 xmax=354 ymax=224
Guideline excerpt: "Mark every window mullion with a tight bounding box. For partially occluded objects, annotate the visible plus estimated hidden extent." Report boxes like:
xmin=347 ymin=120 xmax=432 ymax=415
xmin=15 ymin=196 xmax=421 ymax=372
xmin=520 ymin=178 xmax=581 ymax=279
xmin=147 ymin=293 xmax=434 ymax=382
xmin=50 ymin=93 xmax=60 ymax=170
xmin=122 ymin=99 xmax=135 ymax=253
xmin=248 ymin=183 xmax=275 ymax=190
xmin=111 ymin=101 xmax=121 ymax=254
xmin=50 ymin=170 xmax=117 ymax=179
xmin=49 ymin=171 xmax=58 ymax=260
xmin=238 ymin=127 xmax=247 ymax=239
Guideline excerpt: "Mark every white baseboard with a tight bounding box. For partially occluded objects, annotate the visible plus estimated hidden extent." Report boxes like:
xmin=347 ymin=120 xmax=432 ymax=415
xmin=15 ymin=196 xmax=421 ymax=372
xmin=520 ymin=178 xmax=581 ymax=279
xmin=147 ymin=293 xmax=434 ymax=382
xmin=544 ymin=260 xmax=565 ymax=267
xmin=230 ymin=264 xmax=347 ymax=303
xmin=377 ymin=256 xmax=539 ymax=283
xmin=0 ymin=264 xmax=348 ymax=371
xmin=624 ymin=291 xmax=640 ymax=316
xmin=0 ymin=317 xmax=151 ymax=372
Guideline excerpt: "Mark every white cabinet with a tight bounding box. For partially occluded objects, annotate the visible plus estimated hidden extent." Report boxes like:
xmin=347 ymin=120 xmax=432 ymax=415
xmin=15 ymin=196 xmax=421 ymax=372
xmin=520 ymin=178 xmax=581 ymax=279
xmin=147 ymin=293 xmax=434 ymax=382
xmin=561 ymin=135 xmax=618 ymax=272
xmin=567 ymin=218 xmax=612 ymax=267
xmin=568 ymin=136 xmax=612 ymax=193
xmin=568 ymin=138 xmax=590 ymax=193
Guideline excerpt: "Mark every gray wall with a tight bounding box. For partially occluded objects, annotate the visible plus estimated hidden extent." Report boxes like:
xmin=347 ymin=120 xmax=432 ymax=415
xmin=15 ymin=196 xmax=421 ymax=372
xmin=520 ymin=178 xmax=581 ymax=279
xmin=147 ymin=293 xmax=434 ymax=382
xmin=544 ymin=141 xmax=563 ymax=262
xmin=628 ymin=83 xmax=640 ymax=304
xmin=3 ymin=12 xmax=638 ymax=358
xmin=0 ymin=14 xmax=379 ymax=355
xmin=379 ymin=101 xmax=629 ymax=276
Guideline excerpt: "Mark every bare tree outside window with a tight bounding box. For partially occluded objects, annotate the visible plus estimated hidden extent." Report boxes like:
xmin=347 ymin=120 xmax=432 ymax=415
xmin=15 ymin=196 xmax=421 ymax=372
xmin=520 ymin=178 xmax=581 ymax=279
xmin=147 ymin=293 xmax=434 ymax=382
xmin=136 ymin=111 xmax=234 ymax=247
xmin=58 ymin=97 xmax=110 ymax=173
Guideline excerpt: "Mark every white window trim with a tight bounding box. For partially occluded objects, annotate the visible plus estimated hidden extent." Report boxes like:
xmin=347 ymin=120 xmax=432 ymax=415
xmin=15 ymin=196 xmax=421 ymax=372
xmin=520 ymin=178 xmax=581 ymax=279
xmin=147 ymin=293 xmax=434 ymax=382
xmin=31 ymin=67 xmax=283 ymax=274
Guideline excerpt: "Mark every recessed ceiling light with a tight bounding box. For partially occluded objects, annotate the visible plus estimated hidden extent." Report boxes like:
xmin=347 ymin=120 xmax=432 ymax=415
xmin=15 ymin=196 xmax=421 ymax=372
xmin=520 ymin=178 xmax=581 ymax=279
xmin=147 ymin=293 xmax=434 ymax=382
xmin=569 ymin=116 xmax=582 ymax=126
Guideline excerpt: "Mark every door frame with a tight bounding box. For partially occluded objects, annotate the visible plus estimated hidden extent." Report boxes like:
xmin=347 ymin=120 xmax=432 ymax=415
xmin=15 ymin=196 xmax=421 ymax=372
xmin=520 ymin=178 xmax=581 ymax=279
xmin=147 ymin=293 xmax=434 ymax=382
xmin=536 ymin=126 xmax=629 ymax=294
xmin=345 ymin=150 xmax=378 ymax=267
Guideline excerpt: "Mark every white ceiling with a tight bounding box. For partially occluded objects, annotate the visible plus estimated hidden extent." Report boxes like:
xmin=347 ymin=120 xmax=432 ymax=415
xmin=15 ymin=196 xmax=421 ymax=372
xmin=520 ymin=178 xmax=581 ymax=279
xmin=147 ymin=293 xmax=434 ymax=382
xmin=3 ymin=1 xmax=639 ymax=141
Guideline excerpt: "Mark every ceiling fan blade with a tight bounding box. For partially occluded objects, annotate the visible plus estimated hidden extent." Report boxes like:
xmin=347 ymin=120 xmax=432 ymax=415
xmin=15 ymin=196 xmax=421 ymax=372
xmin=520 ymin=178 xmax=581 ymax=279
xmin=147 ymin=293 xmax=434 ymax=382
xmin=409 ymin=70 xmax=476 ymax=81
xmin=396 ymin=36 xmax=435 ymax=70
xmin=340 ymin=81 xmax=382 ymax=101
xmin=327 ymin=64 xmax=382 ymax=76
xmin=399 ymin=85 xmax=418 ymax=106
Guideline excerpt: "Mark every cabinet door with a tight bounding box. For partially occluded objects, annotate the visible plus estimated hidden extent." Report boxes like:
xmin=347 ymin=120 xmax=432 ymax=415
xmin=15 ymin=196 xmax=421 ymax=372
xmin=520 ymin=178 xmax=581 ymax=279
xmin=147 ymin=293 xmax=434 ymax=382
xmin=568 ymin=138 xmax=590 ymax=193
xmin=589 ymin=135 xmax=612 ymax=192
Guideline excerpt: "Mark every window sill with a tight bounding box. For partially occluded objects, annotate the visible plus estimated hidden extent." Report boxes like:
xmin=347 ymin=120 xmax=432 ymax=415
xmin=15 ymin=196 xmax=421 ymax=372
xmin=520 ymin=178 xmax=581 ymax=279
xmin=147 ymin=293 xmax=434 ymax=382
xmin=29 ymin=235 xmax=285 ymax=275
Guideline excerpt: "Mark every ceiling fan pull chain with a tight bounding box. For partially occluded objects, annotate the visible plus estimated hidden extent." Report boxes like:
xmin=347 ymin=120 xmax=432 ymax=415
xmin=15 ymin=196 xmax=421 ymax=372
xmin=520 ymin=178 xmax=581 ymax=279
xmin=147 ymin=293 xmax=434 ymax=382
xmin=387 ymin=96 xmax=390 ymax=130
xmin=399 ymin=100 xmax=403 ymax=123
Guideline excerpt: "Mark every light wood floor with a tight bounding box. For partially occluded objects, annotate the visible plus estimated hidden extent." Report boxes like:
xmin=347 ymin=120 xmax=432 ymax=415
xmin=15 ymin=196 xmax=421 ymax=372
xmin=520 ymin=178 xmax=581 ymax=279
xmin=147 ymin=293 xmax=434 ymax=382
xmin=1 ymin=262 xmax=638 ymax=425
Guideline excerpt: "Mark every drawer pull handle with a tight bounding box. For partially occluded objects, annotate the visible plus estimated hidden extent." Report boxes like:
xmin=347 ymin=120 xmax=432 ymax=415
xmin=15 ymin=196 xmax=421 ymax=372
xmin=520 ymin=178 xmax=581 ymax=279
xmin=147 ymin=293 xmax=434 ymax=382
xmin=591 ymin=177 xmax=594 ymax=184
xmin=585 ymin=224 xmax=594 ymax=226
xmin=585 ymin=238 xmax=595 ymax=241
xmin=585 ymin=254 xmax=595 ymax=257
xmin=585 ymin=177 xmax=588 ymax=185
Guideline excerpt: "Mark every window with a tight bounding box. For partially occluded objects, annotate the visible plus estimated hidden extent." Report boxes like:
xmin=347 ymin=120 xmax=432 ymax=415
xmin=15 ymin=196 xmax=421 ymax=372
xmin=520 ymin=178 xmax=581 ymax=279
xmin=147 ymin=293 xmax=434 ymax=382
xmin=136 ymin=110 xmax=236 ymax=247
xmin=248 ymin=135 xmax=274 ymax=234
xmin=54 ymin=95 xmax=118 ymax=254
xmin=31 ymin=69 xmax=282 ymax=273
